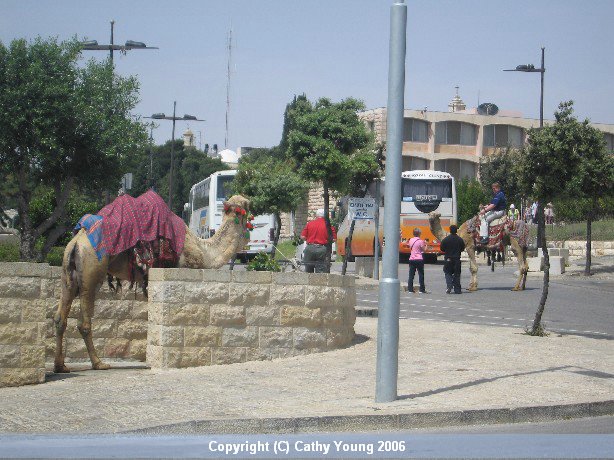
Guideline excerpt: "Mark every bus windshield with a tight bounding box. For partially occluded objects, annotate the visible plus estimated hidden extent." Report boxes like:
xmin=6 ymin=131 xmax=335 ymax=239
xmin=402 ymin=179 xmax=452 ymax=201
xmin=216 ymin=176 xmax=234 ymax=201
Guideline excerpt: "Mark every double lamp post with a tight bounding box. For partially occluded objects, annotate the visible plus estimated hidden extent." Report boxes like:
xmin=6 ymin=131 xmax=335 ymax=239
xmin=146 ymin=103 xmax=204 ymax=210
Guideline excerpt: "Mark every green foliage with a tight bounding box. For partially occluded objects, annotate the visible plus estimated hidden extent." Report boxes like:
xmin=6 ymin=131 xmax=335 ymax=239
xmin=0 ymin=36 xmax=148 ymax=260
xmin=45 ymin=246 xmax=64 ymax=266
xmin=456 ymin=178 xmax=490 ymax=225
xmin=516 ymin=101 xmax=591 ymax=201
xmin=0 ymin=242 xmax=19 ymax=262
xmin=552 ymin=196 xmax=614 ymax=223
xmin=285 ymin=97 xmax=375 ymax=194
xmin=246 ymin=252 xmax=281 ymax=272
xmin=479 ymin=147 xmax=524 ymax=206
xmin=29 ymin=187 xmax=99 ymax=246
xmin=233 ymin=152 xmax=308 ymax=216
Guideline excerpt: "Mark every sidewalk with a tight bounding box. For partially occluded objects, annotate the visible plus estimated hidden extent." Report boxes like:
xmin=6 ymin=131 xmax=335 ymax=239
xmin=0 ymin=316 xmax=612 ymax=434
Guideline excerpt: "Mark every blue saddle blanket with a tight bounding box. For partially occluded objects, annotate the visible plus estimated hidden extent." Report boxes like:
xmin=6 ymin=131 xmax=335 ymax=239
xmin=74 ymin=214 xmax=105 ymax=260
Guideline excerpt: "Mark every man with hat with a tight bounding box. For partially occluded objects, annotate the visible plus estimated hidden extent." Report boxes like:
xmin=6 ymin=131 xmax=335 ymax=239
xmin=300 ymin=209 xmax=336 ymax=273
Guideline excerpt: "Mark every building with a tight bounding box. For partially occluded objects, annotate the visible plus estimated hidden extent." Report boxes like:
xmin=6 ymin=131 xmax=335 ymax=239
xmin=359 ymin=89 xmax=614 ymax=182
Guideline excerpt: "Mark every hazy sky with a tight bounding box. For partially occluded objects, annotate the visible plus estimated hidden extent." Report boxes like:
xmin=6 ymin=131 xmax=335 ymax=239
xmin=1 ymin=0 xmax=613 ymax=150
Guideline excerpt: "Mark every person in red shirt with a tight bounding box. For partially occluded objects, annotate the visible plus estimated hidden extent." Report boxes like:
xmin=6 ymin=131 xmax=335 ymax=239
xmin=300 ymin=209 xmax=337 ymax=273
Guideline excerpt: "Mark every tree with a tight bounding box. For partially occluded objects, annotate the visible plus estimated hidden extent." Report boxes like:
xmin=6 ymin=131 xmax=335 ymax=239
xmin=563 ymin=122 xmax=614 ymax=275
xmin=285 ymin=96 xmax=376 ymax=267
xmin=515 ymin=101 xmax=590 ymax=335
xmin=0 ymin=37 xmax=147 ymax=261
xmin=456 ymin=178 xmax=490 ymax=225
xmin=233 ymin=150 xmax=309 ymax=247
xmin=479 ymin=147 xmax=524 ymax=207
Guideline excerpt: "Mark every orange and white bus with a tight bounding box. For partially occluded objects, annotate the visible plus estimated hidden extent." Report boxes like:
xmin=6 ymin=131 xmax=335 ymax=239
xmin=337 ymin=170 xmax=456 ymax=261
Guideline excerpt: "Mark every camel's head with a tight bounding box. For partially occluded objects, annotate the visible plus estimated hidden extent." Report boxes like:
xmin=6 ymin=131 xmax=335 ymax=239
xmin=222 ymin=195 xmax=252 ymax=233
xmin=428 ymin=211 xmax=441 ymax=223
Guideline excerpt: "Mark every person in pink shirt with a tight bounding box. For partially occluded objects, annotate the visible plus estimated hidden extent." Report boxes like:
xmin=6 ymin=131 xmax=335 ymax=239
xmin=405 ymin=227 xmax=427 ymax=293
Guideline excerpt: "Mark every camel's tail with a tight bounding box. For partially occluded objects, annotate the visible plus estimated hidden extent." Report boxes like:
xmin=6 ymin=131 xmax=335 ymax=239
xmin=62 ymin=232 xmax=79 ymax=293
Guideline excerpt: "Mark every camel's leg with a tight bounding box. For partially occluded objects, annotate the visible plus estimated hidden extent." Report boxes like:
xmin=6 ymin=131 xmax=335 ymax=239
xmin=76 ymin=255 xmax=110 ymax=370
xmin=53 ymin=270 xmax=78 ymax=373
xmin=520 ymin=246 xmax=528 ymax=290
xmin=510 ymin=238 xmax=527 ymax=291
xmin=466 ymin=245 xmax=478 ymax=291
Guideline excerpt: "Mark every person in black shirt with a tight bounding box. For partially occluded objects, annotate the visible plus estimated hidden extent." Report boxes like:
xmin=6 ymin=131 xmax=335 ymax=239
xmin=440 ymin=224 xmax=466 ymax=294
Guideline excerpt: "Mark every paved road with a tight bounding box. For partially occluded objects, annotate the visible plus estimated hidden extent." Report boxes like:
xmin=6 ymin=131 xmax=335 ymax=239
xmin=356 ymin=260 xmax=614 ymax=339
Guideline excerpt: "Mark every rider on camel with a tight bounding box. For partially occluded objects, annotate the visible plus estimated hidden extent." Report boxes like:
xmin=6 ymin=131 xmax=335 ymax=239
xmin=479 ymin=182 xmax=506 ymax=245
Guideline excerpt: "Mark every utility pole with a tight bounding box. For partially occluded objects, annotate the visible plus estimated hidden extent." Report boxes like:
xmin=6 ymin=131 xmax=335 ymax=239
xmin=224 ymin=27 xmax=233 ymax=149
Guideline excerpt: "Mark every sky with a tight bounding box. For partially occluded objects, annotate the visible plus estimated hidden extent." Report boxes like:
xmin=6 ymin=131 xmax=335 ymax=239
xmin=1 ymin=0 xmax=613 ymax=150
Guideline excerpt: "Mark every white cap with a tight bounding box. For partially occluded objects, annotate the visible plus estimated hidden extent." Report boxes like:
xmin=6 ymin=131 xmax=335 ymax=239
xmin=510 ymin=204 xmax=515 ymax=209
xmin=316 ymin=209 xmax=325 ymax=218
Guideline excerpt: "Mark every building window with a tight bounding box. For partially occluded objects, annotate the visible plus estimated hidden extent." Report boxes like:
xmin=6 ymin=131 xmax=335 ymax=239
xmin=435 ymin=121 xmax=477 ymax=146
xmin=403 ymin=118 xmax=428 ymax=142
xmin=604 ymin=132 xmax=614 ymax=152
xmin=402 ymin=156 xmax=428 ymax=171
xmin=484 ymin=125 xmax=524 ymax=148
xmin=434 ymin=159 xmax=477 ymax=180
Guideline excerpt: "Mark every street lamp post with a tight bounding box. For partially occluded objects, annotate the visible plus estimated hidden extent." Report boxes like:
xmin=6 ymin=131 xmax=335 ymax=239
xmin=81 ymin=20 xmax=158 ymax=65
xmin=504 ymin=47 xmax=546 ymax=247
xmin=504 ymin=47 xmax=545 ymax=127
xmin=81 ymin=20 xmax=158 ymax=203
xmin=145 ymin=104 xmax=204 ymax=210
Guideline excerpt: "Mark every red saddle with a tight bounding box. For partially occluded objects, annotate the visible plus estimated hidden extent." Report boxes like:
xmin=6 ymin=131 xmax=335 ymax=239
xmin=467 ymin=215 xmax=529 ymax=249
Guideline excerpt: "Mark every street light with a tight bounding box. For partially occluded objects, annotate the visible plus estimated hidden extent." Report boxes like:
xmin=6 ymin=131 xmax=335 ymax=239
xmin=504 ymin=47 xmax=546 ymax=248
xmin=504 ymin=47 xmax=545 ymax=128
xmin=81 ymin=20 xmax=158 ymax=65
xmin=145 ymin=102 xmax=204 ymax=209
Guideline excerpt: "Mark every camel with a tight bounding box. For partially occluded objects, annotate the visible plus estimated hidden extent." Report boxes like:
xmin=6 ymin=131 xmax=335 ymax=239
xmin=53 ymin=194 xmax=251 ymax=373
xmin=428 ymin=211 xmax=529 ymax=292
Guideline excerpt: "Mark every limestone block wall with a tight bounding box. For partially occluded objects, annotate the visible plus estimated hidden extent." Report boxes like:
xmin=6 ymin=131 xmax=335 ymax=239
xmin=44 ymin=283 xmax=149 ymax=365
xmin=0 ymin=263 xmax=48 ymax=387
xmin=147 ymin=269 xmax=356 ymax=369
xmin=550 ymin=241 xmax=614 ymax=257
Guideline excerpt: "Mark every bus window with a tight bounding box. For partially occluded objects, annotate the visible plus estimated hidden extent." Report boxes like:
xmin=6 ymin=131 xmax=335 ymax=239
xmin=402 ymin=179 xmax=452 ymax=201
xmin=216 ymin=175 xmax=234 ymax=201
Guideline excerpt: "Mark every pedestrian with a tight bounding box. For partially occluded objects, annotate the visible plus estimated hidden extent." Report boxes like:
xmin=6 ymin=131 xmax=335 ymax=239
xmin=440 ymin=224 xmax=465 ymax=294
xmin=531 ymin=201 xmax=538 ymax=224
xmin=300 ymin=209 xmax=336 ymax=273
xmin=404 ymin=227 xmax=426 ymax=293
xmin=545 ymin=202 xmax=554 ymax=225
xmin=508 ymin=204 xmax=519 ymax=222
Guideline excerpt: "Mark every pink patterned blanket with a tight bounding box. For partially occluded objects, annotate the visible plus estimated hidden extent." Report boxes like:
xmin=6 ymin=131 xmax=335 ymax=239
xmin=96 ymin=190 xmax=186 ymax=257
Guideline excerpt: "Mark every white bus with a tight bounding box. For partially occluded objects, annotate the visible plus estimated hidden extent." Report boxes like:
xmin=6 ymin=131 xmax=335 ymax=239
xmin=337 ymin=170 xmax=457 ymax=261
xmin=187 ymin=170 xmax=276 ymax=260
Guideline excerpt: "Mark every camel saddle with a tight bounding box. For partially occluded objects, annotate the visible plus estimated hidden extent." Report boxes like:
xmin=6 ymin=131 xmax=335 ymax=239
xmin=467 ymin=215 xmax=530 ymax=249
xmin=75 ymin=190 xmax=186 ymax=263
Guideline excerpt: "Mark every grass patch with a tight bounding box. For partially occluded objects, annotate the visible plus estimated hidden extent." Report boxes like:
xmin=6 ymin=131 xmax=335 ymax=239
xmin=529 ymin=218 xmax=614 ymax=242
xmin=273 ymin=240 xmax=297 ymax=260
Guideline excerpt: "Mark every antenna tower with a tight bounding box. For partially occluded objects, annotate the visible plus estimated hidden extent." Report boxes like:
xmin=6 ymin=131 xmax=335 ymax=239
xmin=224 ymin=27 xmax=233 ymax=149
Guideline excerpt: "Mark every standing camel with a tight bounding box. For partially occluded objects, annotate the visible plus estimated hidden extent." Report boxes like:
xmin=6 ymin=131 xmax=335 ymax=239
xmin=53 ymin=194 xmax=251 ymax=373
xmin=429 ymin=211 xmax=529 ymax=292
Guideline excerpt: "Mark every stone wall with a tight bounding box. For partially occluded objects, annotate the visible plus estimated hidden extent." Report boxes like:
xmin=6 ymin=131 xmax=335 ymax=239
xmin=1 ymin=263 xmax=357 ymax=384
xmin=45 ymin=284 xmax=149 ymax=365
xmin=549 ymin=241 xmax=614 ymax=257
xmin=0 ymin=263 xmax=48 ymax=387
xmin=147 ymin=269 xmax=356 ymax=369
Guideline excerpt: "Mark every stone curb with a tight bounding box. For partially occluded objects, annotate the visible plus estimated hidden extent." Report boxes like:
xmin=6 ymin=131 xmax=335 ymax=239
xmin=125 ymin=400 xmax=614 ymax=435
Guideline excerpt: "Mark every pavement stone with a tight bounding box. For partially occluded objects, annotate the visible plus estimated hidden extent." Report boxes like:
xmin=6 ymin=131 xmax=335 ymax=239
xmin=0 ymin=316 xmax=612 ymax=434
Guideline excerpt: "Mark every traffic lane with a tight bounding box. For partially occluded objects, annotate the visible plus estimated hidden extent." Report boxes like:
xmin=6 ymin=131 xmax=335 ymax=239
xmin=357 ymin=261 xmax=614 ymax=339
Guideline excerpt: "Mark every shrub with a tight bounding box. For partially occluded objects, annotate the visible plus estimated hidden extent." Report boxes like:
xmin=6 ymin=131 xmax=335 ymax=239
xmin=246 ymin=252 xmax=281 ymax=272
xmin=0 ymin=242 xmax=19 ymax=262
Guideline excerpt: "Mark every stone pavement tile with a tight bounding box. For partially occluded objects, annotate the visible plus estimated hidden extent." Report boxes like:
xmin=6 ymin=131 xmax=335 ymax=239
xmin=0 ymin=318 xmax=613 ymax=434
